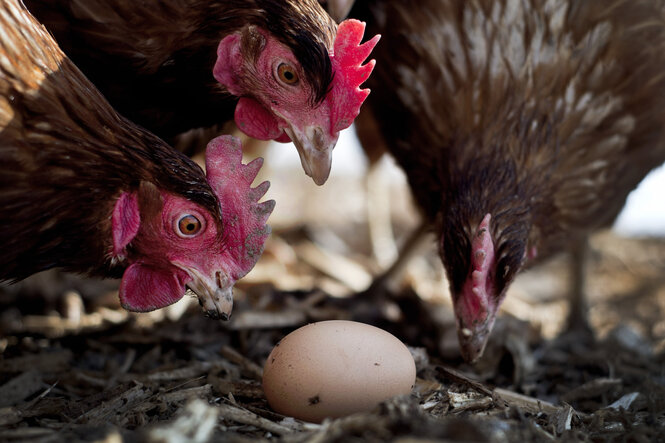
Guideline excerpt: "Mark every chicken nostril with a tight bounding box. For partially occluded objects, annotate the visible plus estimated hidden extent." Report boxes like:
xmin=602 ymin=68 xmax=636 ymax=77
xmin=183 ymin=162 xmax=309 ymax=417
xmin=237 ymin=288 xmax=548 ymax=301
xmin=215 ymin=271 xmax=222 ymax=288
xmin=205 ymin=309 xmax=221 ymax=320
xmin=203 ymin=309 xmax=230 ymax=321
xmin=314 ymin=127 xmax=325 ymax=150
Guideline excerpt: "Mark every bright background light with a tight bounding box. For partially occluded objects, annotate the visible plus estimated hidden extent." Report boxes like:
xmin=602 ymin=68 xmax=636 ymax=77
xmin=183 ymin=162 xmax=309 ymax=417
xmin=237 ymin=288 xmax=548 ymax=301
xmin=266 ymin=126 xmax=665 ymax=237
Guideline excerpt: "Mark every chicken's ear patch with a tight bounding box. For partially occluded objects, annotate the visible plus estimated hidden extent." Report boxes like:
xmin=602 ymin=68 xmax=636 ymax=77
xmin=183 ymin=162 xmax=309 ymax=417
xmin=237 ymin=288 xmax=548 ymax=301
xmin=112 ymin=192 xmax=140 ymax=257
xmin=205 ymin=135 xmax=275 ymax=280
xmin=215 ymin=26 xmax=266 ymax=97
xmin=214 ymin=34 xmax=243 ymax=95
xmin=119 ymin=263 xmax=188 ymax=312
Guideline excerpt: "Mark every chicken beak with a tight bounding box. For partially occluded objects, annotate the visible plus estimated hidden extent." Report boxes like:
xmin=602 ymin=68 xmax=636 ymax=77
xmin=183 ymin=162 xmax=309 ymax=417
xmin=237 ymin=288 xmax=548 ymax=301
xmin=456 ymin=322 xmax=492 ymax=363
xmin=284 ymin=125 xmax=337 ymax=185
xmin=183 ymin=269 xmax=234 ymax=320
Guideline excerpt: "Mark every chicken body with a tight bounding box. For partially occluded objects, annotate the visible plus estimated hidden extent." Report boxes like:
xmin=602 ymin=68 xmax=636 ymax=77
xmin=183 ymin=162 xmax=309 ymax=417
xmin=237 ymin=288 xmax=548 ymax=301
xmin=24 ymin=0 xmax=379 ymax=185
xmin=0 ymin=0 xmax=273 ymax=318
xmin=351 ymin=0 xmax=665 ymax=361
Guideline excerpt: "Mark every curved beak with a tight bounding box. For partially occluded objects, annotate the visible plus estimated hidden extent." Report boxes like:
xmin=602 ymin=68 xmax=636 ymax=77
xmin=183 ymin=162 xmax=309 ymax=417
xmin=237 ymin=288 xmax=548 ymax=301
xmin=456 ymin=321 xmax=493 ymax=363
xmin=284 ymin=126 xmax=337 ymax=186
xmin=181 ymin=267 xmax=234 ymax=320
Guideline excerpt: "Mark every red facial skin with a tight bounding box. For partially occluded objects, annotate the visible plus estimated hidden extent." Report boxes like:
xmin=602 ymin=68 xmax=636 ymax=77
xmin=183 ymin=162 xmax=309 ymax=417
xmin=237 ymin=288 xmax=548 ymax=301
xmin=452 ymin=213 xmax=535 ymax=362
xmin=214 ymin=19 xmax=380 ymax=185
xmin=111 ymin=136 xmax=274 ymax=319
xmin=114 ymin=192 xmax=229 ymax=314
xmin=453 ymin=214 xmax=500 ymax=362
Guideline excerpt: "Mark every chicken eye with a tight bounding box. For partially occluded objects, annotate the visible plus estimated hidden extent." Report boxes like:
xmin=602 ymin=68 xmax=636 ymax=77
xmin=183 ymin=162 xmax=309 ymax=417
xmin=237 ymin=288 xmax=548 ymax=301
xmin=177 ymin=214 xmax=202 ymax=236
xmin=277 ymin=63 xmax=299 ymax=85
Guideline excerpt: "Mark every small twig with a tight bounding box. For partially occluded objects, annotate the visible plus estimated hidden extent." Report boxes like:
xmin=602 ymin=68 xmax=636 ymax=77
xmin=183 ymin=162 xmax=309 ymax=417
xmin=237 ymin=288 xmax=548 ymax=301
xmin=22 ymin=381 xmax=58 ymax=411
xmin=0 ymin=370 xmax=44 ymax=408
xmin=437 ymin=366 xmax=563 ymax=416
xmin=209 ymin=378 xmax=265 ymax=400
xmin=159 ymin=385 xmax=213 ymax=404
xmin=164 ymin=376 xmax=208 ymax=393
xmin=217 ymin=400 xmax=299 ymax=435
xmin=493 ymin=388 xmax=560 ymax=416
xmin=219 ymin=346 xmax=263 ymax=381
xmin=74 ymin=371 xmax=108 ymax=388
xmin=137 ymin=361 xmax=232 ymax=382
xmin=75 ymin=382 xmax=150 ymax=424
xmin=554 ymin=404 xmax=575 ymax=434
xmin=435 ymin=365 xmax=494 ymax=397
xmin=448 ymin=392 xmax=493 ymax=412
xmin=106 ymin=348 xmax=137 ymax=388
xmin=560 ymin=378 xmax=622 ymax=403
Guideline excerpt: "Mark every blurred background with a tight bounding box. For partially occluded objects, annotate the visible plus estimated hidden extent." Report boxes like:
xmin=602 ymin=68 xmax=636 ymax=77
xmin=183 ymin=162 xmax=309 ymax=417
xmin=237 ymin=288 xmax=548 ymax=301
xmin=244 ymin=126 xmax=665 ymax=352
xmin=2 ymin=124 xmax=664 ymax=354
xmin=264 ymin=125 xmax=665 ymax=236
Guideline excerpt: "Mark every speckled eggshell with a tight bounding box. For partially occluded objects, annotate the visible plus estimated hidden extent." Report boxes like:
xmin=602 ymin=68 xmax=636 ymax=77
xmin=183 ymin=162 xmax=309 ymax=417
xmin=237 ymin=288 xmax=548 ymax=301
xmin=262 ymin=320 xmax=416 ymax=423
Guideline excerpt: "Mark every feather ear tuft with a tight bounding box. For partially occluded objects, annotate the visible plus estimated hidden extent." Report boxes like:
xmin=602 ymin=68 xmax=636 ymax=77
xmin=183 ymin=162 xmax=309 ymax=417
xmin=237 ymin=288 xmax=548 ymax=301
xmin=329 ymin=19 xmax=381 ymax=133
xmin=205 ymin=135 xmax=275 ymax=280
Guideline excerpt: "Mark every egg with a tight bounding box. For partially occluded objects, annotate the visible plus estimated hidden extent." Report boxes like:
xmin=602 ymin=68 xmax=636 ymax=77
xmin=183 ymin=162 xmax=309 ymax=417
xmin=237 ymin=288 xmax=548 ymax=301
xmin=262 ymin=320 xmax=416 ymax=423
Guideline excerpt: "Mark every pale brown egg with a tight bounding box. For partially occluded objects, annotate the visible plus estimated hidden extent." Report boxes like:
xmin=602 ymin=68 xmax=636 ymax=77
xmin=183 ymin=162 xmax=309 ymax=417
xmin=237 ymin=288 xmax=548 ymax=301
xmin=262 ymin=320 xmax=416 ymax=423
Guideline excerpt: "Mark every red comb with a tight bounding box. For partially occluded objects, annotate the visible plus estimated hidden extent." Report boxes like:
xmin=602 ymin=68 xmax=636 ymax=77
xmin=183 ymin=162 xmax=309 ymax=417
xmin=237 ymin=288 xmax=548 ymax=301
xmin=205 ymin=135 xmax=275 ymax=280
xmin=329 ymin=19 xmax=380 ymax=133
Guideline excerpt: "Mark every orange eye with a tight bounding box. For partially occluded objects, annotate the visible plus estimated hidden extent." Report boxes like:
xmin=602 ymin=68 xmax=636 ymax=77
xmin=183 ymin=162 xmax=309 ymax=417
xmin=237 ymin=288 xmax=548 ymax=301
xmin=177 ymin=214 xmax=202 ymax=236
xmin=277 ymin=63 xmax=299 ymax=85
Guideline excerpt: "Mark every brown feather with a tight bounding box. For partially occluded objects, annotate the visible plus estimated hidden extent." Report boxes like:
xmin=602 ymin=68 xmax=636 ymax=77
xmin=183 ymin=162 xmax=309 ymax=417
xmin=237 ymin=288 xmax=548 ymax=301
xmin=23 ymin=0 xmax=337 ymax=141
xmin=0 ymin=0 xmax=220 ymax=281
xmin=352 ymin=0 xmax=665 ymax=321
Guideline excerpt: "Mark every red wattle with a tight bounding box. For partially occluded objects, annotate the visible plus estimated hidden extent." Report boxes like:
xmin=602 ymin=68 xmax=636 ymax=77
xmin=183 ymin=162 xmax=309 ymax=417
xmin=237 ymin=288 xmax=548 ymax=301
xmin=234 ymin=97 xmax=283 ymax=141
xmin=119 ymin=263 xmax=189 ymax=312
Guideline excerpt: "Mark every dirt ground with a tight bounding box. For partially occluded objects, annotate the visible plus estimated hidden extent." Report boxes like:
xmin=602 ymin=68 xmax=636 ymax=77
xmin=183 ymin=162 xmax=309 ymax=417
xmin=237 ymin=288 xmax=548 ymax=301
xmin=1 ymin=156 xmax=664 ymax=442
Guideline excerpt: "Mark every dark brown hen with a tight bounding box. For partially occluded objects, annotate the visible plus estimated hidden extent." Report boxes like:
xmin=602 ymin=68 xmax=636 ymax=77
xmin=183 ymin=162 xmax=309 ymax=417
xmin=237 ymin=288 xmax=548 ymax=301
xmin=0 ymin=0 xmax=273 ymax=319
xmin=351 ymin=0 xmax=665 ymax=361
xmin=24 ymin=0 xmax=379 ymax=185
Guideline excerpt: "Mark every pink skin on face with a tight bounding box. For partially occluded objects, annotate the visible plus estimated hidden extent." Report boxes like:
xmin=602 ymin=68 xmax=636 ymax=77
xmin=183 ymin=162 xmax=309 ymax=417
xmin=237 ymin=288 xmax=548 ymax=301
xmin=214 ymin=19 xmax=380 ymax=185
xmin=111 ymin=136 xmax=274 ymax=319
xmin=453 ymin=213 xmax=503 ymax=362
xmin=116 ymin=193 xmax=227 ymax=313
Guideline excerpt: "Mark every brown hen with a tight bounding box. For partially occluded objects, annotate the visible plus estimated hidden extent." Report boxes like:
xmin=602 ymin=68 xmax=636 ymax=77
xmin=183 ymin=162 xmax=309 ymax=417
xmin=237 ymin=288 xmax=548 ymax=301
xmin=0 ymin=0 xmax=273 ymax=319
xmin=351 ymin=0 xmax=665 ymax=361
xmin=24 ymin=0 xmax=379 ymax=185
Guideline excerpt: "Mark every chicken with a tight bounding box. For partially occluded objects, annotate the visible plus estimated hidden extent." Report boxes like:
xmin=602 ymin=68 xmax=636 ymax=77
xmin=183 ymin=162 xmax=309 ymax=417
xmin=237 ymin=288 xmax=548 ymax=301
xmin=23 ymin=0 xmax=379 ymax=185
xmin=350 ymin=0 xmax=665 ymax=361
xmin=0 ymin=0 xmax=274 ymax=319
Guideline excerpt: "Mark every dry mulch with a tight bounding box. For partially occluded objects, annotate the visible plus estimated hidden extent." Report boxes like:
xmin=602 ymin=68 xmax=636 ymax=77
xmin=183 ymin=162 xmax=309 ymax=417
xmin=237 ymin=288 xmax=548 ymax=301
xmin=1 ymin=168 xmax=664 ymax=442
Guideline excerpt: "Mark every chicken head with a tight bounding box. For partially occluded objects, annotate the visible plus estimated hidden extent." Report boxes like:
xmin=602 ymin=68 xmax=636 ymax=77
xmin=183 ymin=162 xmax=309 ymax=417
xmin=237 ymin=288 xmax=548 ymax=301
xmin=441 ymin=208 xmax=530 ymax=363
xmin=452 ymin=214 xmax=502 ymax=362
xmin=111 ymin=135 xmax=274 ymax=319
xmin=214 ymin=19 xmax=379 ymax=185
